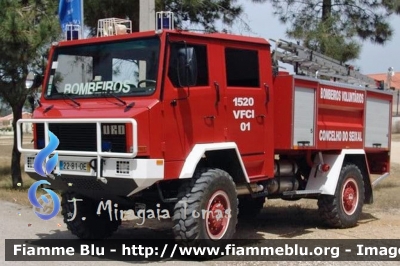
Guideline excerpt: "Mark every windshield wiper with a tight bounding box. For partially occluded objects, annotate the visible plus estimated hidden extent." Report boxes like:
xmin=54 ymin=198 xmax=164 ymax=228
xmin=62 ymin=93 xmax=81 ymax=107
xmin=105 ymin=90 xmax=126 ymax=106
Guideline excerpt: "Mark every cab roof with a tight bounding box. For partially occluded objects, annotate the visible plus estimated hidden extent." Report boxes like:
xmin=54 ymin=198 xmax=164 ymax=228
xmin=55 ymin=29 xmax=271 ymax=47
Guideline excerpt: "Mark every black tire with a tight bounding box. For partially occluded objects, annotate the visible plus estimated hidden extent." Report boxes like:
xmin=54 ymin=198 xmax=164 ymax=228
xmin=317 ymin=164 xmax=365 ymax=228
xmin=238 ymin=196 xmax=265 ymax=219
xmin=61 ymin=191 xmax=121 ymax=239
xmin=172 ymin=168 xmax=238 ymax=245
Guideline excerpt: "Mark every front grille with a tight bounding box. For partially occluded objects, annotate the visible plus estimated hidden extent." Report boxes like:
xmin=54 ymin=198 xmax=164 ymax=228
xmin=36 ymin=123 xmax=126 ymax=152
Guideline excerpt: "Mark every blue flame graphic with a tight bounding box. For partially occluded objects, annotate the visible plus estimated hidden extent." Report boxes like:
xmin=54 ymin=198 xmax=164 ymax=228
xmin=33 ymin=130 xmax=59 ymax=177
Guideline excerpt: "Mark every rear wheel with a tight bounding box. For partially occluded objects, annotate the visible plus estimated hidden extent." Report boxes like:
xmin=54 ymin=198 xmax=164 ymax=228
xmin=172 ymin=168 xmax=238 ymax=245
xmin=318 ymin=164 xmax=365 ymax=228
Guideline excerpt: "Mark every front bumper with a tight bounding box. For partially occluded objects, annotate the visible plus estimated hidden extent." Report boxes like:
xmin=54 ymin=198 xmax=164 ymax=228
xmin=24 ymin=155 xmax=164 ymax=197
xmin=17 ymin=118 xmax=164 ymax=197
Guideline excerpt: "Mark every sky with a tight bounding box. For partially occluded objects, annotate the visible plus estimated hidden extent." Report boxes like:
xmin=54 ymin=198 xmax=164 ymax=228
xmin=234 ymin=0 xmax=400 ymax=76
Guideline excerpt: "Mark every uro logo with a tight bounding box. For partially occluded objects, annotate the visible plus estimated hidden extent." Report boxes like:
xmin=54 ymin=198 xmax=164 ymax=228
xmin=28 ymin=130 xmax=60 ymax=220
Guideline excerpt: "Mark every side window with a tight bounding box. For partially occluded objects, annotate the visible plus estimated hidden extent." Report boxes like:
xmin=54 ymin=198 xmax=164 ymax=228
xmin=225 ymin=48 xmax=260 ymax=87
xmin=168 ymin=43 xmax=209 ymax=87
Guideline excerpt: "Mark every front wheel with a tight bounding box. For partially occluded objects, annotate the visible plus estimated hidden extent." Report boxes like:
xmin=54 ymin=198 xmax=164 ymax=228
xmin=172 ymin=168 xmax=238 ymax=245
xmin=318 ymin=164 xmax=365 ymax=228
xmin=61 ymin=192 xmax=121 ymax=239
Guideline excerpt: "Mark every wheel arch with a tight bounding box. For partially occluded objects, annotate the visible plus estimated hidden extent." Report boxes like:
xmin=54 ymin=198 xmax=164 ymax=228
xmin=178 ymin=143 xmax=249 ymax=184
xmin=306 ymin=149 xmax=372 ymax=204
xmin=343 ymin=154 xmax=373 ymax=204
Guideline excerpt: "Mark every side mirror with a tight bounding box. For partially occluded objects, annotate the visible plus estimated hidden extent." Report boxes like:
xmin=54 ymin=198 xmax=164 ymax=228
xmin=177 ymin=47 xmax=197 ymax=87
xmin=27 ymin=95 xmax=35 ymax=113
xmin=25 ymin=71 xmax=43 ymax=90
xmin=28 ymin=95 xmax=35 ymax=105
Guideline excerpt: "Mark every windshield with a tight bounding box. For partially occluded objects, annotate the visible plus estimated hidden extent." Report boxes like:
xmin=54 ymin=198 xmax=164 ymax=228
xmin=45 ymin=37 xmax=160 ymax=99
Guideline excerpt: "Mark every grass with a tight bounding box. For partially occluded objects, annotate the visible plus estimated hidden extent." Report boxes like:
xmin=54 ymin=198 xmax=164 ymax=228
xmin=0 ymin=134 xmax=36 ymax=206
xmin=0 ymin=165 xmax=35 ymax=207
xmin=0 ymin=177 xmax=35 ymax=206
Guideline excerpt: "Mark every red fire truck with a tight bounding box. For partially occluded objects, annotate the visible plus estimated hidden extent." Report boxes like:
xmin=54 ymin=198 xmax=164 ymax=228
xmin=18 ymin=12 xmax=392 ymax=244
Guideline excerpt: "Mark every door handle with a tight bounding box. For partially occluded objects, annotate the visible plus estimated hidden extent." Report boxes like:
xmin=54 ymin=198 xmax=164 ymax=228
xmin=264 ymin=83 xmax=270 ymax=104
xmin=214 ymin=81 xmax=220 ymax=106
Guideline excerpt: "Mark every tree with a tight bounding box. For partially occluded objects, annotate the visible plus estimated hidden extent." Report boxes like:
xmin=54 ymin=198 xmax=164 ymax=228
xmin=0 ymin=0 xmax=60 ymax=188
xmin=84 ymin=0 xmax=243 ymax=35
xmin=252 ymin=0 xmax=400 ymax=62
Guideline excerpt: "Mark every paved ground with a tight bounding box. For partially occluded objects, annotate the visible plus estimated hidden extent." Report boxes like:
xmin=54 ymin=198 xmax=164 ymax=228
xmin=2 ymin=198 xmax=399 ymax=266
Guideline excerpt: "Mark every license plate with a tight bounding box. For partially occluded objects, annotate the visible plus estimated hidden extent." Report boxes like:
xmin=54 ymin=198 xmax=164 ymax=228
xmin=60 ymin=161 xmax=90 ymax=172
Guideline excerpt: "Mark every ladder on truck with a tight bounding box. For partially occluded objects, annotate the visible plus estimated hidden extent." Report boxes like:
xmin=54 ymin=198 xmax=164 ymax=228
xmin=270 ymin=39 xmax=378 ymax=88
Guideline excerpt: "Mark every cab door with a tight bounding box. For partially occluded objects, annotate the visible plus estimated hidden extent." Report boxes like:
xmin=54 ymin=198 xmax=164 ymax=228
xmin=219 ymin=46 xmax=273 ymax=178
xmin=223 ymin=47 xmax=266 ymax=155
xmin=162 ymin=38 xmax=220 ymax=162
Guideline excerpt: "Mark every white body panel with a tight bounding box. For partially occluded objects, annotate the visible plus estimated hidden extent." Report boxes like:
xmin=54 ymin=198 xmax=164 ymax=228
xmin=178 ymin=142 xmax=250 ymax=182
xmin=125 ymin=159 xmax=164 ymax=196
xmin=305 ymin=149 xmax=367 ymax=195
xmin=293 ymin=87 xmax=315 ymax=146
xmin=24 ymin=154 xmax=164 ymax=196
xmin=365 ymin=98 xmax=390 ymax=148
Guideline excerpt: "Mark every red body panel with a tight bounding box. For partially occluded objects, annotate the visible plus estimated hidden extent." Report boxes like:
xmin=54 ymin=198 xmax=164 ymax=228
xmin=317 ymin=83 xmax=365 ymax=150
xmin=273 ymin=73 xmax=293 ymax=150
